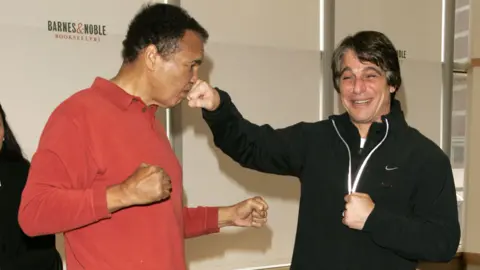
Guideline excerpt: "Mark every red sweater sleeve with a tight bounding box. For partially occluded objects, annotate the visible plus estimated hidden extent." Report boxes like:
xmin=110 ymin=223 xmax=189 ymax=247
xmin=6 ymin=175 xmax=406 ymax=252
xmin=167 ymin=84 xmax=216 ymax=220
xmin=18 ymin=111 xmax=111 ymax=236
xmin=183 ymin=206 xmax=219 ymax=238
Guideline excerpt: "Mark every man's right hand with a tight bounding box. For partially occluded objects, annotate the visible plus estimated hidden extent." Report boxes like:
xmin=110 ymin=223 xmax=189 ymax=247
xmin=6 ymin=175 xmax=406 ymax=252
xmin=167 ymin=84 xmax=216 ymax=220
xmin=121 ymin=163 xmax=172 ymax=205
xmin=106 ymin=163 xmax=172 ymax=213
xmin=187 ymin=80 xmax=221 ymax=111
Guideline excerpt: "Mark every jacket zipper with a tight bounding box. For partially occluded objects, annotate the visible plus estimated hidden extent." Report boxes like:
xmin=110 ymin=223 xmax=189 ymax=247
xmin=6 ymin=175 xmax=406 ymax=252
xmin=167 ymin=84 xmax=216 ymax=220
xmin=331 ymin=119 xmax=390 ymax=194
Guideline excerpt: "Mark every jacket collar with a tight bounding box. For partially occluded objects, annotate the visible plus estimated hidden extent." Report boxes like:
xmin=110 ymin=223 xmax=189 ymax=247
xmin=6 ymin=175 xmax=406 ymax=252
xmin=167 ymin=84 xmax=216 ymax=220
xmin=328 ymin=99 xmax=408 ymax=153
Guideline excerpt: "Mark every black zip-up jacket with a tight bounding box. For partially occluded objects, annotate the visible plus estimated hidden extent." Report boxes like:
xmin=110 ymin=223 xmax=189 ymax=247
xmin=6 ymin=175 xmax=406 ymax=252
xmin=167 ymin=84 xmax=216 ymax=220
xmin=0 ymin=158 xmax=63 ymax=270
xmin=202 ymin=89 xmax=461 ymax=270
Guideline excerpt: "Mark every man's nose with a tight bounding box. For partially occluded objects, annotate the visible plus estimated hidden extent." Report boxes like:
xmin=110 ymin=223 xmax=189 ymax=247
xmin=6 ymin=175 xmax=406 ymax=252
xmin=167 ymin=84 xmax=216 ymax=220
xmin=352 ymin=77 xmax=366 ymax=94
xmin=190 ymin=68 xmax=199 ymax=83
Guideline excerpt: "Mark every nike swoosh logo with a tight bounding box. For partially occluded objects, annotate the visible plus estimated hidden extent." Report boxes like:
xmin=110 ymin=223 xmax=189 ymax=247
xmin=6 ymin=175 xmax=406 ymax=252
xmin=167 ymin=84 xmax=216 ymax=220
xmin=385 ymin=166 xmax=398 ymax=171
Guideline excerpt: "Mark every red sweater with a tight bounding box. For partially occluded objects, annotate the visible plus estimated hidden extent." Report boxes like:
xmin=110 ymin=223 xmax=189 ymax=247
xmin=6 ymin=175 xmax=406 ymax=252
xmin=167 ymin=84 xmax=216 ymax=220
xmin=18 ymin=77 xmax=219 ymax=270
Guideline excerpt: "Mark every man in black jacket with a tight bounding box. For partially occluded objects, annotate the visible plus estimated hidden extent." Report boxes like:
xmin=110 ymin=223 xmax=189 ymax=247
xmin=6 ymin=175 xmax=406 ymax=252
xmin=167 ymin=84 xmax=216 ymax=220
xmin=186 ymin=30 xmax=461 ymax=269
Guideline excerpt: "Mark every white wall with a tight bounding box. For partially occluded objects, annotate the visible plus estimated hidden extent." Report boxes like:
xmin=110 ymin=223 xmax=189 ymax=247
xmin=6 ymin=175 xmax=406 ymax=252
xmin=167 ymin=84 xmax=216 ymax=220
xmin=334 ymin=0 xmax=446 ymax=145
xmin=179 ymin=1 xmax=322 ymax=269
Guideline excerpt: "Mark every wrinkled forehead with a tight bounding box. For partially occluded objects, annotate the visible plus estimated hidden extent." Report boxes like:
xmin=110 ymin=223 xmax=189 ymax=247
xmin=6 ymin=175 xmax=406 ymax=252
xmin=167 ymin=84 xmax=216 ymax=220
xmin=340 ymin=49 xmax=384 ymax=73
xmin=340 ymin=63 xmax=384 ymax=78
xmin=340 ymin=66 xmax=384 ymax=76
xmin=176 ymin=30 xmax=205 ymax=62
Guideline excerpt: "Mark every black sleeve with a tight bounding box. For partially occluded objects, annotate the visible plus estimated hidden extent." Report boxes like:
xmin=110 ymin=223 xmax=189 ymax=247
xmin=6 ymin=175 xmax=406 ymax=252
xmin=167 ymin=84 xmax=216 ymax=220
xmin=362 ymin=149 xmax=461 ymax=262
xmin=23 ymin=234 xmax=56 ymax=250
xmin=0 ymin=248 xmax=63 ymax=270
xmin=202 ymin=88 xmax=309 ymax=178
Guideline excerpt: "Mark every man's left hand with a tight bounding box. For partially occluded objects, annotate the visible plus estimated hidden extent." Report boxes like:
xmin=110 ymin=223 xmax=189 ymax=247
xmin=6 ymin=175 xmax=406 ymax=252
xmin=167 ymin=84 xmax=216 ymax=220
xmin=342 ymin=193 xmax=375 ymax=230
xmin=220 ymin=196 xmax=269 ymax=228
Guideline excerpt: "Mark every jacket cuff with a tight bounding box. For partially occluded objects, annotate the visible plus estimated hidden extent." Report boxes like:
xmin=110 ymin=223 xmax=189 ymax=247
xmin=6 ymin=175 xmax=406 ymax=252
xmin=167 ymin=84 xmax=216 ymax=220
xmin=92 ymin=185 xmax=111 ymax=221
xmin=201 ymin=88 xmax=231 ymax=118
xmin=204 ymin=206 xmax=220 ymax=234
xmin=362 ymin=204 xmax=392 ymax=232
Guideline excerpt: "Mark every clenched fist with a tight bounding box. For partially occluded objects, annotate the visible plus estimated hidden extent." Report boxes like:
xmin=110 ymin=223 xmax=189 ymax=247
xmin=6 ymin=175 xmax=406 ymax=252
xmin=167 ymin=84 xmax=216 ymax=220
xmin=342 ymin=193 xmax=375 ymax=230
xmin=121 ymin=163 xmax=172 ymax=206
xmin=220 ymin=196 xmax=269 ymax=228
xmin=186 ymin=80 xmax=221 ymax=111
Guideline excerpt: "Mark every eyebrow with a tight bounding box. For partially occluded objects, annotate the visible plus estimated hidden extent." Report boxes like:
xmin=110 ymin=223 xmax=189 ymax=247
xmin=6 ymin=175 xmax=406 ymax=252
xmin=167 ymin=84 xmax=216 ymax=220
xmin=192 ymin=59 xmax=203 ymax=65
xmin=363 ymin=66 xmax=383 ymax=74
xmin=340 ymin=67 xmax=352 ymax=75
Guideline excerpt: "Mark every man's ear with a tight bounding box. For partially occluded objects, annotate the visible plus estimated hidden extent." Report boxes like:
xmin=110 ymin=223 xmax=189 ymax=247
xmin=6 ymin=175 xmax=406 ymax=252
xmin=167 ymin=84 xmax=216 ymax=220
xmin=389 ymin=86 xmax=395 ymax=93
xmin=144 ymin=44 xmax=158 ymax=71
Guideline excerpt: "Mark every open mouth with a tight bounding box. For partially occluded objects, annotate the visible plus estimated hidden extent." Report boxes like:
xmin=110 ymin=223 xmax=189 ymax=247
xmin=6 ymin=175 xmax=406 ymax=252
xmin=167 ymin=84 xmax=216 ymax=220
xmin=351 ymin=99 xmax=372 ymax=106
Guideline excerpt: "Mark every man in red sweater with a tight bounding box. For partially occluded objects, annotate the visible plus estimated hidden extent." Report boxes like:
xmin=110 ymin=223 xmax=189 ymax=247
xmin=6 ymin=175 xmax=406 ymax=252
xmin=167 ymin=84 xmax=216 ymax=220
xmin=18 ymin=3 xmax=268 ymax=270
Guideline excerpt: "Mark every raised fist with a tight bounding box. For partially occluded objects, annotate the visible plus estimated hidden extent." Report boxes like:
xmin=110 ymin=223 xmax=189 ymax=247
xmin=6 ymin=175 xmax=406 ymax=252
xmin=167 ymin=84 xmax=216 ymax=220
xmin=121 ymin=163 xmax=172 ymax=206
xmin=187 ymin=80 xmax=221 ymax=111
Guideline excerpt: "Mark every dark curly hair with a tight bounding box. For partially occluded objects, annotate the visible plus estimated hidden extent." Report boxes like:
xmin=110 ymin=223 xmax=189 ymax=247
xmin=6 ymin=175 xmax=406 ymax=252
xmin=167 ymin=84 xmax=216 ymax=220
xmin=121 ymin=3 xmax=209 ymax=63
xmin=0 ymin=102 xmax=27 ymax=163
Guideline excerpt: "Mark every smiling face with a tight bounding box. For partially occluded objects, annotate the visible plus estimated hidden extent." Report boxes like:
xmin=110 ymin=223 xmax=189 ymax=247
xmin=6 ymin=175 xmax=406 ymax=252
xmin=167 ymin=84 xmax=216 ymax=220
xmin=339 ymin=49 xmax=395 ymax=126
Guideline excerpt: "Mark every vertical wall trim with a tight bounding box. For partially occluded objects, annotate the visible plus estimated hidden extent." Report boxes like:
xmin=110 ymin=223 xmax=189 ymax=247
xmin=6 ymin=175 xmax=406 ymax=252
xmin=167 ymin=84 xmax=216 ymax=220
xmin=162 ymin=0 xmax=181 ymax=143
xmin=320 ymin=0 xmax=335 ymax=120
xmin=441 ymin=0 xmax=455 ymax=156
